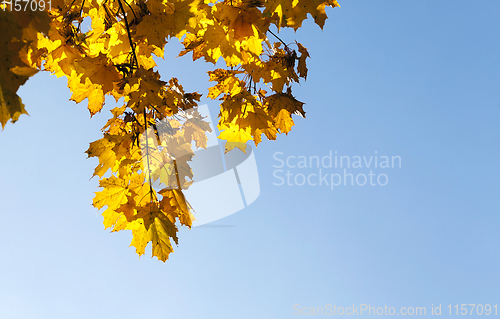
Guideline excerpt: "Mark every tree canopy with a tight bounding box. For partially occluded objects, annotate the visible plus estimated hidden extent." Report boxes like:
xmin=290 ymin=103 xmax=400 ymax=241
xmin=0 ymin=0 xmax=340 ymax=261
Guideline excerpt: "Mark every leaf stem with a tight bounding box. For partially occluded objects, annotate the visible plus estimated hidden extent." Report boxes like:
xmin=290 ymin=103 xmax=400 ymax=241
xmin=143 ymin=107 xmax=154 ymax=197
xmin=173 ymin=159 xmax=182 ymax=190
xmin=268 ymin=29 xmax=288 ymax=48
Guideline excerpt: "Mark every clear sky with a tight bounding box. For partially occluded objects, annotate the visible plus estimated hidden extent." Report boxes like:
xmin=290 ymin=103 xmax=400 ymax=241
xmin=1 ymin=1 xmax=499 ymax=318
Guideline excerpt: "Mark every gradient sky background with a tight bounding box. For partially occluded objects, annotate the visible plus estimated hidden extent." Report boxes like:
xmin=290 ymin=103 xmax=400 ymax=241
xmin=1 ymin=1 xmax=499 ymax=318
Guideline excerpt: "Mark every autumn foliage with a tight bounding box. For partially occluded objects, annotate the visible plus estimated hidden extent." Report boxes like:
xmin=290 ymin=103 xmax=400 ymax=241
xmin=0 ymin=0 xmax=339 ymax=261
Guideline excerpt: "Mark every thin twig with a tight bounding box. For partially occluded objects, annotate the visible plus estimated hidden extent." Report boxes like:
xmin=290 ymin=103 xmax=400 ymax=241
xmin=117 ymin=0 xmax=138 ymax=69
xmin=124 ymin=0 xmax=137 ymax=21
xmin=76 ymin=0 xmax=86 ymax=32
xmin=268 ymin=29 xmax=288 ymax=48
xmin=173 ymin=159 xmax=182 ymax=190
xmin=143 ymin=107 xmax=154 ymax=200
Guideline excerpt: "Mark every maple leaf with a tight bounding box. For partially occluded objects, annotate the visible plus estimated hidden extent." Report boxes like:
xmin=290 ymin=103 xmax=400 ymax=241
xmin=288 ymin=0 xmax=340 ymax=29
xmin=162 ymin=0 xmax=208 ymax=39
xmin=70 ymin=53 xmax=122 ymax=114
xmin=86 ymin=134 xmax=134 ymax=177
xmin=238 ymin=106 xmax=278 ymax=145
xmin=296 ymin=41 xmax=310 ymax=79
xmin=160 ymin=189 xmax=194 ymax=227
xmin=263 ymin=0 xmax=295 ymax=28
xmin=136 ymin=15 xmax=169 ymax=48
xmin=224 ymin=141 xmax=248 ymax=154
xmin=183 ymin=116 xmax=212 ymax=148
xmin=207 ymin=68 xmax=244 ymax=99
xmin=149 ymin=216 xmax=177 ymax=261
xmin=265 ymin=89 xmax=305 ymax=134
xmin=202 ymin=22 xmax=244 ymax=66
xmin=178 ymin=33 xmax=206 ymax=60
xmin=93 ymin=175 xmax=130 ymax=212
xmin=0 ymin=10 xmax=49 ymax=128
xmin=266 ymin=0 xmax=340 ymax=29
xmin=218 ymin=122 xmax=253 ymax=144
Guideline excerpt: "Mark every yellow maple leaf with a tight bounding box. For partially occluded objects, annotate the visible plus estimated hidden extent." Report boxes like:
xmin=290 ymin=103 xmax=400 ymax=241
xmin=203 ymin=23 xmax=244 ymax=66
xmin=74 ymin=53 xmax=121 ymax=95
xmin=208 ymin=68 xmax=244 ymax=99
xmin=218 ymin=122 xmax=253 ymax=144
xmin=69 ymin=77 xmax=105 ymax=116
xmin=264 ymin=0 xmax=296 ymax=28
xmin=224 ymin=141 xmax=248 ymax=154
xmin=150 ymin=216 xmax=177 ymax=261
xmin=93 ymin=175 xmax=130 ymax=211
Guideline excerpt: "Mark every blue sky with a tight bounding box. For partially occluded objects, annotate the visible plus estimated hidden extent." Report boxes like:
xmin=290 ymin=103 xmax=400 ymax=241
xmin=1 ymin=1 xmax=499 ymax=318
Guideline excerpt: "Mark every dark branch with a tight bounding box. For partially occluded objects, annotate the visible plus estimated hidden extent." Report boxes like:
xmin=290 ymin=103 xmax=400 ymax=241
xmin=117 ymin=0 xmax=138 ymax=69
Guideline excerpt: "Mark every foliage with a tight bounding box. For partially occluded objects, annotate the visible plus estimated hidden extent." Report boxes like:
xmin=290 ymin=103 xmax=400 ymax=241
xmin=0 ymin=0 xmax=339 ymax=261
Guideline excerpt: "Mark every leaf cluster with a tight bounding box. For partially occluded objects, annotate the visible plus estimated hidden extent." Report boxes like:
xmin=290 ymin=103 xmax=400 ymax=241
xmin=0 ymin=0 xmax=339 ymax=261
